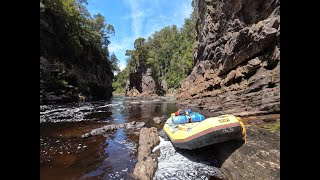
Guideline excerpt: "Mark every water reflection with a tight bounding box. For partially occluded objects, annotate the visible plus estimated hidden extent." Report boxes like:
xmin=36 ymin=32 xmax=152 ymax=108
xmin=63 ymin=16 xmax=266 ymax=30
xmin=40 ymin=96 xmax=176 ymax=180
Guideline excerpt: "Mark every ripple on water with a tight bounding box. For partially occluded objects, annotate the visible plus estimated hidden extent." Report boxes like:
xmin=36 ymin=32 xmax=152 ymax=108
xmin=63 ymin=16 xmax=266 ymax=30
xmin=40 ymin=96 xmax=178 ymax=180
xmin=40 ymin=102 xmax=121 ymax=123
xmin=79 ymin=129 xmax=138 ymax=179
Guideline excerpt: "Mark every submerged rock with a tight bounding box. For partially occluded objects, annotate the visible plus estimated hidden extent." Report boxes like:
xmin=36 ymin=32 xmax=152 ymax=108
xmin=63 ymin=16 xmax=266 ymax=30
xmin=81 ymin=121 xmax=145 ymax=138
xmin=153 ymin=116 xmax=165 ymax=124
xmin=133 ymin=127 xmax=160 ymax=180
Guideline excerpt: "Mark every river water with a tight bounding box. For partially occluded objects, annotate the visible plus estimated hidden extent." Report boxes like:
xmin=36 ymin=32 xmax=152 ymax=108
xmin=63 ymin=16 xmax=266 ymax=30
xmin=40 ymin=95 xmax=227 ymax=180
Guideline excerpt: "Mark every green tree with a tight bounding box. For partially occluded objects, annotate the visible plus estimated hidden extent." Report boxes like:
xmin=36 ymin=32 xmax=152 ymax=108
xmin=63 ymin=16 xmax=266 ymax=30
xmin=112 ymin=1 xmax=196 ymax=91
xmin=41 ymin=0 xmax=117 ymax=98
xmin=110 ymin=53 xmax=120 ymax=73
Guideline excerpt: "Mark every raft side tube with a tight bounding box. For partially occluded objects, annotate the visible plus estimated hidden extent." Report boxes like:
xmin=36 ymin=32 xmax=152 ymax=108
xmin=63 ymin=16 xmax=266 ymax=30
xmin=172 ymin=125 xmax=243 ymax=150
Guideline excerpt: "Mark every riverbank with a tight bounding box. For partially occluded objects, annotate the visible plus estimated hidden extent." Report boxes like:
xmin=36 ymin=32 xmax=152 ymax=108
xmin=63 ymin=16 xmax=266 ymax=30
xmin=40 ymin=96 xmax=279 ymax=179
xmin=153 ymin=113 xmax=280 ymax=180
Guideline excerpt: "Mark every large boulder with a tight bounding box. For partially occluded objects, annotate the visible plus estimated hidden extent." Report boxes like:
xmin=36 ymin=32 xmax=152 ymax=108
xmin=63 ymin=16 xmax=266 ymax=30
xmin=133 ymin=127 xmax=160 ymax=180
xmin=212 ymin=125 xmax=280 ymax=180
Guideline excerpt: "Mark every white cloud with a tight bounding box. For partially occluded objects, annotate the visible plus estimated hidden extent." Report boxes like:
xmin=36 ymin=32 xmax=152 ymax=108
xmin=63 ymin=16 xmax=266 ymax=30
xmin=109 ymin=39 xmax=132 ymax=53
xmin=115 ymin=0 xmax=193 ymax=71
xmin=127 ymin=0 xmax=149 ymax=38
xmin=144 ymin=16 xmax=169 ymax=37
xmin=108 ymin=37 xmax=135 ymax=70
xmin=181 ymin=0 xmax=193 ymax=19
xmin=119 ymin=63 xmax=126 ymax=71
xmin=127 ymin=0 xmax=192 ymax=40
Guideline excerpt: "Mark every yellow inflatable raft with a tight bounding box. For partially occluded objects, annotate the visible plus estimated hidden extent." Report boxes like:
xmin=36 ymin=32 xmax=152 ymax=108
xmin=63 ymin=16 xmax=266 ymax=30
xmin=163 ymin=114 xmax=246 ymax=150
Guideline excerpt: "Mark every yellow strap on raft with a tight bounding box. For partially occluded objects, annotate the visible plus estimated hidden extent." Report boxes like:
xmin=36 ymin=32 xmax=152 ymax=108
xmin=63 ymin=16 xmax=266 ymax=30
xmin=236 ymin=117 xmax=247 ymax=144
xmin=177 ymin=123 xmax=195 ymax=130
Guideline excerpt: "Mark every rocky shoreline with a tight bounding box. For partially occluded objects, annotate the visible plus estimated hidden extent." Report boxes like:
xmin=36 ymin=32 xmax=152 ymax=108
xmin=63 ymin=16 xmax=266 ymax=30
xmin=42 ymin=86 xmax=280 ymax=180
xmin=81 ymin=112 xmax=279 ymax=180
xmin=156 ymin=114 xmax=280 ymax=180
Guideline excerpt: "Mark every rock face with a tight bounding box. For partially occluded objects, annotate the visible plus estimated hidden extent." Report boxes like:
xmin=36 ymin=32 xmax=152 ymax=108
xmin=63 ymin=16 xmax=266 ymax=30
xmin=212 ymin=126 xmax=280 ymax=180
xmin=133 ymin=127 xmax=160 ymax=180
xmin=125 ymin=67 xmax=165 ymax=98
xmin=81 ymin=121 xmax=145 ymax=138
xmin=40 ymin=56 xmax=113 ymax=105
xmin=177 ymin=0 xmax=280 ymax=115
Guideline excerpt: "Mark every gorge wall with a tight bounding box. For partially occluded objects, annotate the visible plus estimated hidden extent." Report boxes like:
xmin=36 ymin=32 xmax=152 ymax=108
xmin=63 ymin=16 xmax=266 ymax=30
xmin=40 ymin=1 xmax=114 ymax=104
xmin=125 ymin=66 xmax=165 ymax=98
xmin=177 ymin=0 xmax=280 ymax=116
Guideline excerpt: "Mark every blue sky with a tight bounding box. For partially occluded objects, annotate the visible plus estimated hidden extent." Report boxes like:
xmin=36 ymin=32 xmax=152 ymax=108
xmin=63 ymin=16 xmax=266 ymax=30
xmin=86 ymin=0 xmax=193 ymax=70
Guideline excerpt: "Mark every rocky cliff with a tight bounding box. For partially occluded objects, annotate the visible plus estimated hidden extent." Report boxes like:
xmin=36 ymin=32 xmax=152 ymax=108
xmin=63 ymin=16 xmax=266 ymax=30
xmin=125 ymin=66 xmax=165 ymax=98
xmin=177 ymin=0 xmax=280 ymax=115
xmin=40 ymin=1 xmax=113 ymax=104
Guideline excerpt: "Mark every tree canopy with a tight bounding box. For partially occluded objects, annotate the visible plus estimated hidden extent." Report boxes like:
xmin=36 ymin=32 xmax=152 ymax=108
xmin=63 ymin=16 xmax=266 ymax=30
xmin=40 ymin=0 xmax=115 ymax=67
xmin=40 ymin=0 xmax=118 ymax=99
xmin=113 ymin=9 xmax=196 ymax=92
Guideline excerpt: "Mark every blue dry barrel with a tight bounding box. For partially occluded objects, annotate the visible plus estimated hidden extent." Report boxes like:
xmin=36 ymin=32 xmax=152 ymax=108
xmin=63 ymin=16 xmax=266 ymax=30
xmin=172 ymin=115 xmax=189 ymax=124
xmin=189 ymin=112 xmax=205 ymax=122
